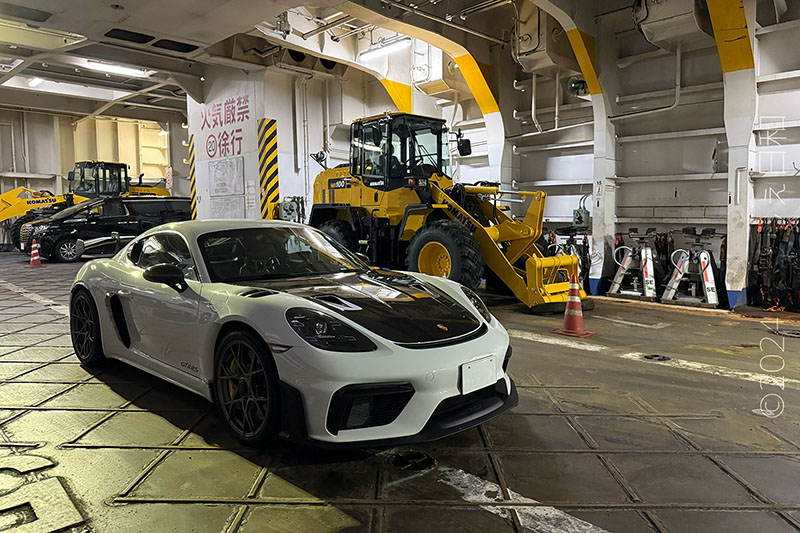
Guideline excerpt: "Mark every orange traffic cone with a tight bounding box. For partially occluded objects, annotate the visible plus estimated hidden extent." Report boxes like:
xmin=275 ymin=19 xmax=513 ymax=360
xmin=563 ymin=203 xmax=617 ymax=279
xmin=553 ymin=274 xmax=594 ymax=337
xmin=29 ymin=239 xmax=42 ymax=268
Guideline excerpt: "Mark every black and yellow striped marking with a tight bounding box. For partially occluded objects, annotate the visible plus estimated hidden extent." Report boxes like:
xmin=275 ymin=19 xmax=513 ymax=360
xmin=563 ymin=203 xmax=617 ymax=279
xmin=188 ymin=134 xmax=197 ymax=220
xmin=258 ymin=118 xmax=279 ymax=219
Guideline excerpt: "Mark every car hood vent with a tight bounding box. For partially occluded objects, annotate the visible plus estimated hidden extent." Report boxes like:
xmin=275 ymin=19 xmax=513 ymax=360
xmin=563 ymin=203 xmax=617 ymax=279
xmin=312 ymin=294 xmax=362 ymax=312
xmin=238 ymin=288 xmax=277 ymax=298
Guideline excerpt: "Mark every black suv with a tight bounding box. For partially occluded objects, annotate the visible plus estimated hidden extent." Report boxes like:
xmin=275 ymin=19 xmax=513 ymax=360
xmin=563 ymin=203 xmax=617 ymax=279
xmin=22 ymin=196 xmax=192 ymax=261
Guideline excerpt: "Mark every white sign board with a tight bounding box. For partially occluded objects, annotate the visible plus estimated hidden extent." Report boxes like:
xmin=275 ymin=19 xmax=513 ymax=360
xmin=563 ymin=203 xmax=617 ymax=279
xmin=187 ymin=74 xmax=259 ymax=219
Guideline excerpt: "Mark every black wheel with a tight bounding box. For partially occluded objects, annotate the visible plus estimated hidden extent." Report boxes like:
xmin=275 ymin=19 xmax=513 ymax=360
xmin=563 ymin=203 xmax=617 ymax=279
xmin=55 ymin=238 xmax=80 ymax=262
xmin=10 ymin=214 xmax=38 ymax=251
xmin=407 ymin=220 xmax=483 ymax=290
xmin=70 ymin=289 xmax=105 ymax=368
xmin=214 ymin=329 xmax=279 ymax=446
xmin=319 ymin=219 xmax=358 ymax=252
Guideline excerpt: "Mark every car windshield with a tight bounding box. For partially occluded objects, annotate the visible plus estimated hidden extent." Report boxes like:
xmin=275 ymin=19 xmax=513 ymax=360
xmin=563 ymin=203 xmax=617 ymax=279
xmin=49 ymin=199 xmax=99 ymax=220
xmin=197 ymin=226 xmax=368 ymax=283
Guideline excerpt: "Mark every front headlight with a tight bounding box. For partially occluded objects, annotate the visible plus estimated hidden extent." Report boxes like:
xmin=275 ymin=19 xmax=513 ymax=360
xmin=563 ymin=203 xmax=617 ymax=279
xmin=286 ymin=308 xmax=377 ymax=352
xmin=461 ymin=286 xmax=491 ymax=322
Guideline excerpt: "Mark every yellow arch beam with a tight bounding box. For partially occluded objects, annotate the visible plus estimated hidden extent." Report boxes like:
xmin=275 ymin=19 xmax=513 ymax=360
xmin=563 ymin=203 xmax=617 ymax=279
xmin=380 ymin=79 xmax=413 ymax=113
xmin=452 ymin=54 xmax=499 ymax=115
xmin=566 ymin=29 xmax=601 ymax=95
xmin=706 ymin=0 xmax=754 ymax=73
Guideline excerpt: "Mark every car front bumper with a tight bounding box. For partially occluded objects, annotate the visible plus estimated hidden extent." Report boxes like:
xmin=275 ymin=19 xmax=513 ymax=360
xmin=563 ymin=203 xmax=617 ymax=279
xmin=279 ymin=377 xmax=518 ymax=448
xmin=273 ymin=320 xmax=516 ymax=446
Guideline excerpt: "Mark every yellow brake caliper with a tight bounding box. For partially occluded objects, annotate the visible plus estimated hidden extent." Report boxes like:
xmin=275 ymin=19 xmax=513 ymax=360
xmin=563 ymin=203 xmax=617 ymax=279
xmin=228 ymin=360 xmax=237 ymax=398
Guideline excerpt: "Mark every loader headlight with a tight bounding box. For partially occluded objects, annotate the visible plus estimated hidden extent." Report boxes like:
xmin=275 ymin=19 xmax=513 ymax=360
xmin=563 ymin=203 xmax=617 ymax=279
xmin=461 ymin=287 xmax=491 ymax=322
xmin=286 ymin=308 xmax=377 ymax=352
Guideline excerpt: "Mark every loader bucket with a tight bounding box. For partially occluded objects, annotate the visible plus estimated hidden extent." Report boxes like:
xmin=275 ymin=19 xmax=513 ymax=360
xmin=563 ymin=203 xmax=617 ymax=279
xmin=526 ymin=253 xmax=584 ymax=306
xmin=431 ymin=182 xmax=590 ymax=311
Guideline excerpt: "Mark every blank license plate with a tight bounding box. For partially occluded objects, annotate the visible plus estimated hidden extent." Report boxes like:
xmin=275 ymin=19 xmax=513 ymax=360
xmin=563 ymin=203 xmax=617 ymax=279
xmin=461 ymin=355 xmax=497 ymax=395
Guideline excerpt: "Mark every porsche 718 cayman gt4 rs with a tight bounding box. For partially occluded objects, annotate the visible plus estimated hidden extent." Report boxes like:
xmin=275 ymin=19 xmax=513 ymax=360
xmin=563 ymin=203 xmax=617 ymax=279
xmin=69 ymin=220 xmax=518 ymax=446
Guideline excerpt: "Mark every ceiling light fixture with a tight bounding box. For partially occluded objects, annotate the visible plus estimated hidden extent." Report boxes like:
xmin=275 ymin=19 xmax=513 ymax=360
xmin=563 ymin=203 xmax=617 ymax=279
xmin=27 ymin=77 xmax=44 ymax=87
xmin=85 ymin=59 xmax=150 ymax=78
xmin=358 ymin=37 xmax=411 ymax=62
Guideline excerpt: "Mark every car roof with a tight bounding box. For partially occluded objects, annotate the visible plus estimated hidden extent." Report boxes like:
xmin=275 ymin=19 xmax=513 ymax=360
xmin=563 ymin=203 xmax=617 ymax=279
xmin=143 ymin=219 xmax=309 ymax=241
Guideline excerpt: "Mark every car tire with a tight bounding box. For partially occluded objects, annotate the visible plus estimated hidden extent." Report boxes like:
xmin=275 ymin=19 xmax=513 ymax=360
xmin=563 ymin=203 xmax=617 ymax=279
xmin=407 ymin=220 xmax=483 ymax=290
xmin=10 ymin=214 xmax=37 ymax=252
xmin=70 ymin=288 xmax=106 ymax=368
xmin=213 ymin=329 xmax=280 ymax=446
xmin=55 ymin=238 xmax=80 ymax=262
xmin=319 ymin=219 xmax=358 ymax=252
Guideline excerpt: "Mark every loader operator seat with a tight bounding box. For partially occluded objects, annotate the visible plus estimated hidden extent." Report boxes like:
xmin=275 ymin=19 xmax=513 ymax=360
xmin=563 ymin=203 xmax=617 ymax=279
xmin=388 ymin=144 xmax=405 ymax=178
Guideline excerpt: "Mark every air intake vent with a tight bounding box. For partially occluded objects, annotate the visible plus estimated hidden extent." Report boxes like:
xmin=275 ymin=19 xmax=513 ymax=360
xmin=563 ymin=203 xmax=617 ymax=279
xmin=313 ymin=294 xmax=362 ymax=312
xmin=152 ymin=39 xmax=199 ymax=53
xmin=239 ymin=288 xmax=276 ymax=298
xmin=0 ymin=2 xmax=51 ymax=22
xmin=105 ymin=28 xmax=154 ymax=44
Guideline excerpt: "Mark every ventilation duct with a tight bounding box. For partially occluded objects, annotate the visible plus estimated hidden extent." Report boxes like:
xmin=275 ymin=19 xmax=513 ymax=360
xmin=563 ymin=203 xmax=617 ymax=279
xmin=411 ymin=43 xmax=469 ymax=98
xmin=206 ymin=34 xmax=347 ymax=75
xmin=514 ymin=8 xmax=579 ymax=76
xmin=633 ymin=0 xmax=713 ymax=52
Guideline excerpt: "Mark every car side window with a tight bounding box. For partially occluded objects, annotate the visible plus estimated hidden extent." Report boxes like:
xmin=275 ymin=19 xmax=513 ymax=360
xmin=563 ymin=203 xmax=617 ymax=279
xmin=137 ymin=233 xmax=197 ymax=280
xmin=104 ymin=200 xmax=126 ymax=217
xmin=168 ymin=201 xmax=192 ymax=216
xmin=125 ymin=201 xmax=167 ymax=217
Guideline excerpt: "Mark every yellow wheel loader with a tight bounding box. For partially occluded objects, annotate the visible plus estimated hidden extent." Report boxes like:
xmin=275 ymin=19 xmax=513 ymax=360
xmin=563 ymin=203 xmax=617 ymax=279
xmin=1 ymin=160 xmax=169 ymax=250
xmin=309 ymin=112 xmax=590 ymax=312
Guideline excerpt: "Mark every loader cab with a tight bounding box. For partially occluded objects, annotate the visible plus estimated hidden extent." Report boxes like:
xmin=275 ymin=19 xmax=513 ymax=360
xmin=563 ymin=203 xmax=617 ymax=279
xmin=67 ymin=161 xmax=130 ymax=198
xmin=350 ymin=114 xmax=451 ymax=191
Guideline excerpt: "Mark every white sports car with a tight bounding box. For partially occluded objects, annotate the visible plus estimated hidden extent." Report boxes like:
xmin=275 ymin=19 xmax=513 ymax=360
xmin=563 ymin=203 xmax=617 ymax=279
xmin=69 ymin=220 xmax=517 ymax=446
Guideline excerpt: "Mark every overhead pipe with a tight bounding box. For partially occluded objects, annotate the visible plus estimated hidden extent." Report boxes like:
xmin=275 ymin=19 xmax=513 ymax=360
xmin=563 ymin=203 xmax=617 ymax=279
xmin=455 ymin=0 xmax=513 ymax=19
xmin=609 ymin=43 xmax=682 ymax=122
xmin=509 ymin=73 xmax=595 ymax=139
xmin=531 ymin=74 xmax=542 ymax=132
xmin=379 ymin=0 xmax=507 ymax=45
xmin=301 ymin=76 xmax=311 ymax=199
xmin=331 ymin=24 xmax=374 ymax=41
xmin=554 ymin=70 xmax=561 ymax=129
xmin=21 ymin=113 xmax=29 ymax=173
xmin=507 ymin=120 xmax=594 ymax=141
xmin=301 ymin=15 xmax=356 ymax=40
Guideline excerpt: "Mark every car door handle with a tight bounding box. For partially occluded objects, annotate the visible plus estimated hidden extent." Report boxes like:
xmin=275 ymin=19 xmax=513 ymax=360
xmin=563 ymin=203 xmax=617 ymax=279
xmin=117 ymin=290 xmax=131 ymax=296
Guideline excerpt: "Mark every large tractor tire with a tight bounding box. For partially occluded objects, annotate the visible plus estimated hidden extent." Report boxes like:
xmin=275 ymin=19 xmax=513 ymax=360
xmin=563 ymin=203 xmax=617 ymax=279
xmin=319 ymin=219 xmax=358 ymax=252
xmin=407 ymin=220 xmax=483 ymax=290
xmin=10 ymin=213 xmax=38 ymax=251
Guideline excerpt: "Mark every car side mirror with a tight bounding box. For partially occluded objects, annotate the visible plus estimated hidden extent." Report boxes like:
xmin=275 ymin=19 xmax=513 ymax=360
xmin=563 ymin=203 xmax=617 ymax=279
xmin=143 ymin=264 xmax=186 ymax=292
xmin=457 ymin=137 xmax=472 ymax=157
xmin=67 ymin=171 xmax=75 ymax=181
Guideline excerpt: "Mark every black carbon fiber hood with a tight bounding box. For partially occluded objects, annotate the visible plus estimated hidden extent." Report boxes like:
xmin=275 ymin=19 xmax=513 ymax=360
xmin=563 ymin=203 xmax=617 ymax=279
xmin=237 ymin=270 xmax=481 ymax=344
